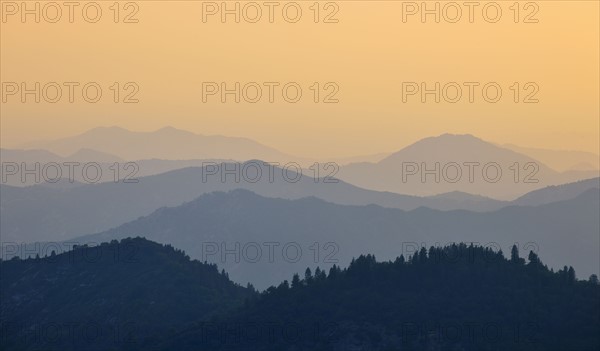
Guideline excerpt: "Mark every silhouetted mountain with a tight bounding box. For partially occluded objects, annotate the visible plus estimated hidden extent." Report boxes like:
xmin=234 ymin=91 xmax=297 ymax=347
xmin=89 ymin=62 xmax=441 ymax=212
xmin=338 ymin=134 xmax=598 ymax=199
xmin=0 ymin=237 xmax=253 ymax=351
xmin=4 ymin=241 xmax=598 ymax=350
xmin=513 ymin=177 xmax=600 ymax=206
xmin=3 ymin=166 xmax=598 ymax=248
xmin=502 ymin=144 xmax=600 ymax=172
xmin=0 ymin=163 xmax=508 ymax=243
xmin=163 ymin=244 xmax=600 ymax=351
xmin=72 ymin=188 xmax=599 ymax=289
xmin=1 ymin=147 xmax=234 ymax=187
xmin=22 ymin=126 xmax=296 ymax=163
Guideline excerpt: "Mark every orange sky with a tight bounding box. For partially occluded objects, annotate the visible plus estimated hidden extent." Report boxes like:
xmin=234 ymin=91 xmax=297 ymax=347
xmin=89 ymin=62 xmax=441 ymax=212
xmin=1 ymin=0 xmax=598 ymax=158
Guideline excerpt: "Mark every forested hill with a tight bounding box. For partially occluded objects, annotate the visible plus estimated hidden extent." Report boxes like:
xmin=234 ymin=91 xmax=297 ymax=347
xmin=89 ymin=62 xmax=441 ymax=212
xmin=164 ymin=244 xmax=600 ymax=351
xmin=2 ymin=241 xmax=598 ymax=350
xmin=0 ymin=237 xmax=255 ymax=350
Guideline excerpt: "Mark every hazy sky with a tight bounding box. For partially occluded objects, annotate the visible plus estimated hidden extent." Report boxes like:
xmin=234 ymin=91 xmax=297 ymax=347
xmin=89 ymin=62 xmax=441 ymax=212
xmin=1 ymin=0 xmax=598 ymax=158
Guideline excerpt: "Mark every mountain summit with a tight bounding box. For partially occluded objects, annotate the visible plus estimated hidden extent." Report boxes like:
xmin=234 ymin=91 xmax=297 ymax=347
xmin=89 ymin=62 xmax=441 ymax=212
xmin=338 ymin=134 xmax=597 ymax=199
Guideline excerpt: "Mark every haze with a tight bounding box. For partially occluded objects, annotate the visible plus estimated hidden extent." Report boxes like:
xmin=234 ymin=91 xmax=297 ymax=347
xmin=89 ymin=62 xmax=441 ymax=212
xmin=1 ymin=1 xmax=598 ymax=158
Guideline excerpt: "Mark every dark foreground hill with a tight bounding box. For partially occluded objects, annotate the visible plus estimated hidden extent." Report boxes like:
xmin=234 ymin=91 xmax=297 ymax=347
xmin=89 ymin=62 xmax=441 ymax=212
xmin=1 ymin=241 xmax=598 ymax=350
xmin=162 ymin=244 xmax=600 ymax=351
xmin=0 ymin=238 xmax=254 ymax=351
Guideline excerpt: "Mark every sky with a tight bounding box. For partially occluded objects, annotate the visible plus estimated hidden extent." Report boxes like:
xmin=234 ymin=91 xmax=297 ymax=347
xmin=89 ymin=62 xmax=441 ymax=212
xmin=1 ymin=0 xmax=598 ymax=158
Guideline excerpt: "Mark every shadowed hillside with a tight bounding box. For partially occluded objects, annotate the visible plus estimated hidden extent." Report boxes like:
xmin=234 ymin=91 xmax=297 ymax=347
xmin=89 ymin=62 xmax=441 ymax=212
xmin=163 ymin=244 xmax=600 ymax=351
xmin=2 ymin=241 xmax=598 ymax=350
xmin=0 ymin=237 xmax=254 ymax=351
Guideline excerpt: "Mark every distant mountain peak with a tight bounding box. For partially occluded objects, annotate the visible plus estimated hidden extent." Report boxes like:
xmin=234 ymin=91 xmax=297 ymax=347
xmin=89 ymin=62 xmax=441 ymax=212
xmin=416 ymin=133 xmax=486 ymax=146
xmin=437 ymin=132 xmax=480 ymax=139
xmin=378 ymin=133 xmax=510 ymax=165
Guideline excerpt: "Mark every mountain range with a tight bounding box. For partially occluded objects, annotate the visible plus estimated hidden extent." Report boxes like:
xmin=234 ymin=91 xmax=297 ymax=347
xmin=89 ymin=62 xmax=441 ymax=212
xmin=1 ymin=159 xmax=597 ymax=244
xmin=69 ymin=187 xmax=599 ymax=289
xmin=15 ymin=127 xmax=600 ymax=172
xmin=7 ymin=129 xmax=598 ymax=200
xmin=20 ymin=126 xmax=298 ymax=164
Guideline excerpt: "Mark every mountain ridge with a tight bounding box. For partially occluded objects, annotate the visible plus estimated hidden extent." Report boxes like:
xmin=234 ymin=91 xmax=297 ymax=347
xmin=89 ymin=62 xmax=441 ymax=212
xmin=68 ymin=187 xmax=600 ymax=289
